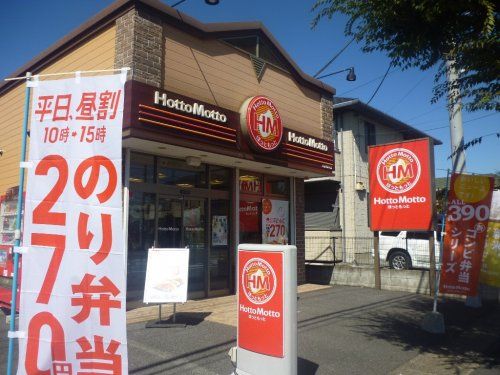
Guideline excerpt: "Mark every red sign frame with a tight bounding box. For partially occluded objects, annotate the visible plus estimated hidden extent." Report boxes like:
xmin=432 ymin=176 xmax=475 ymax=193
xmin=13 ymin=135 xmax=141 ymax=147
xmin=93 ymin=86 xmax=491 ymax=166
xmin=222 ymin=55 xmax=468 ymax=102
xmin=240 ymin=96 xmax=283 ymax=152
xmin=238 ymin=250 xmax=284 ymax=358
xmin=369 ymin=138 xmax=435 ymax=231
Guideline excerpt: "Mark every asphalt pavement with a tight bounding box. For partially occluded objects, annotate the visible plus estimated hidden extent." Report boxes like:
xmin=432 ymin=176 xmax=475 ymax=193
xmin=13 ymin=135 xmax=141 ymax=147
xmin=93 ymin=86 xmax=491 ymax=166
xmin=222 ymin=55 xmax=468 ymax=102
xmin=1 ymin=285 xmax=499 ymax=374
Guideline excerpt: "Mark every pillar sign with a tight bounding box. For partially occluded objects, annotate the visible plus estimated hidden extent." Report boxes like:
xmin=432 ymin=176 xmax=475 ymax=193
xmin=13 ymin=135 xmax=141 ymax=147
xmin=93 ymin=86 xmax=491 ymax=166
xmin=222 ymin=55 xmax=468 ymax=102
xmin=236 ymin=244 xmax=297 ymax=375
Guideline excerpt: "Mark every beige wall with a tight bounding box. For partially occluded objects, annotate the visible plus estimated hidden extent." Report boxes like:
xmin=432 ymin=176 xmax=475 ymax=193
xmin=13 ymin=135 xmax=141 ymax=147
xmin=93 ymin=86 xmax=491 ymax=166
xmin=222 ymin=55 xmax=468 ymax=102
xmin=164 ymin=24 xmax=323 ymax=138
xmin=338 ymin=111 xmax=404 ymax=241
xmin=0 ymin=26 xmax=116 ymax=195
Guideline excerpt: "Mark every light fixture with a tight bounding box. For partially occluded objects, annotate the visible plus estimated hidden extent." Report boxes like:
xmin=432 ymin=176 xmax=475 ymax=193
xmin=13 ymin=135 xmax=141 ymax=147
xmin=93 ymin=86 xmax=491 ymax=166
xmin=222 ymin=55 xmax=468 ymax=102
xmin=186 ymin=156 xmax=201 ymax=167
xmin=317 ymin=67 xmax=356 ymax=82
xmin=176 ymin=183 xmax=194 ymax=188
xmin=171 ymin=0 xmax=220 ymax=8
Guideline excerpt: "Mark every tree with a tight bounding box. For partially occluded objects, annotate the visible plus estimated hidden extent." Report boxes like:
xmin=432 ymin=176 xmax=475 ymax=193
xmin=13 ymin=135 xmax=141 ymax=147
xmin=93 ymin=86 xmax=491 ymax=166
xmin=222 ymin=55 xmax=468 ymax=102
xmin=312 ymin=0 xmax=499 ymax=112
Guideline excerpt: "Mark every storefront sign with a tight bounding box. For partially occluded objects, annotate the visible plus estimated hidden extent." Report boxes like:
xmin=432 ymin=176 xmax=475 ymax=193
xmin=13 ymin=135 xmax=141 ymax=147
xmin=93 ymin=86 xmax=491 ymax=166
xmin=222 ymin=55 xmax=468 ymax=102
xmin=143 ymin=248 xmax=189 ymax=303
xmin=126 ymin=81 xmax=335 ymax=176
xmin=282 ymin=129 xmax=334 ymax=172
xmin=18 ymin=74 xmax=127 ymax=373
xmin=479 ymin=190 xmax=500 ymax=287
xmin=369 ymin=138 xmax=434 ymax=231
xmin=287 ymin=131 xmax=328 ymax=151
xmin=238 ymin=249 xmax=284 ymax=357
xmin=262 ymin=199 xmax=289 ymax=245
xmin=440 ymin=174 xmax=494 ymax=296
xmin=240 ymin=96 xmax=283 ymax=152
xmin=154 ymin=90 xmax=227 ymax=123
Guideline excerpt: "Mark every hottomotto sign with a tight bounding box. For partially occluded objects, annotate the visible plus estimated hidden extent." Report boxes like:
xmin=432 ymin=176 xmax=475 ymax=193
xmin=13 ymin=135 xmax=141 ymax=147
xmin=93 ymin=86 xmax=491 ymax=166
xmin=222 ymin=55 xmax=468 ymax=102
xmin=369 ymin=138 xmax=435 ymax=231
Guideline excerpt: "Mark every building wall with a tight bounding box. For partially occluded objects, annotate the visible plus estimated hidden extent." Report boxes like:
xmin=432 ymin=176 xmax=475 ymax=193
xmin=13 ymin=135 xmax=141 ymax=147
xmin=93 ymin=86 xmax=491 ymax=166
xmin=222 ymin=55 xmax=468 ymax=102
xmin=337 ymin=111 xmax=404 ymax=258
xmin=0 ymin=26 xmax=116 ymax=195
xmin=163 ymin=24 xmax=325 ymax=140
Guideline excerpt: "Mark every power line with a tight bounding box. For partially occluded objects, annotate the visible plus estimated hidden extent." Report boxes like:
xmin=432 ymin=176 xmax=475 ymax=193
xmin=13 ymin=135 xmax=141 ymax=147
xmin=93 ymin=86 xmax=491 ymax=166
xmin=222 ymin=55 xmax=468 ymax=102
xmin=387 ymin=73 xmax=430 ymax=112
xmin=417 ymin=113 xmax=499 ymax=133
xmin=403 ymin=106 xmax=443 ymax=122
xmin=366 ymin=63 xmax=392 ymax=105
xmin=447 ymin=132 xmax=500 ymax=160
xmin=313 ymin=37 xmax=355 ymax=78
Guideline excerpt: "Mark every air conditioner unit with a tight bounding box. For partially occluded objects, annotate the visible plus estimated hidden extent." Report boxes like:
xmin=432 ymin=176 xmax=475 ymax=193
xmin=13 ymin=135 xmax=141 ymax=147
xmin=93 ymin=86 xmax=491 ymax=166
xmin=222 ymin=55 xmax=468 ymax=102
xmin=355 ymin=181 xmax=366 ymax=191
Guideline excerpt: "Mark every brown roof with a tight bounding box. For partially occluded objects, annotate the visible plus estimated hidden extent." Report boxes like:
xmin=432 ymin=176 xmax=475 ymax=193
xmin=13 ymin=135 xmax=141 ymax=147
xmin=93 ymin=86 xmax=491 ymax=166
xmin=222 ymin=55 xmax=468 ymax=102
xmin=0 ymin=0 xmax=335 ymax=96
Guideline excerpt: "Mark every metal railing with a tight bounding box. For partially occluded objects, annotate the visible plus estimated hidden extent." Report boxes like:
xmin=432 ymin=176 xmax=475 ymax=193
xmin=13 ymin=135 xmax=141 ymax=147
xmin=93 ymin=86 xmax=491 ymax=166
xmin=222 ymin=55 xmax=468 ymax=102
xmin=305 ymin=233 xmax=440 ymax=269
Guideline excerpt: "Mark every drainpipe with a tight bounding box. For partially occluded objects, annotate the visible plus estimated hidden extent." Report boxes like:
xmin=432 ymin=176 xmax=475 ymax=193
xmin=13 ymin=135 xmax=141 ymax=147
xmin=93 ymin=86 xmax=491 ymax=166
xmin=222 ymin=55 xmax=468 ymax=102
xmin=339 ymin=113 xmax=347 ymax=262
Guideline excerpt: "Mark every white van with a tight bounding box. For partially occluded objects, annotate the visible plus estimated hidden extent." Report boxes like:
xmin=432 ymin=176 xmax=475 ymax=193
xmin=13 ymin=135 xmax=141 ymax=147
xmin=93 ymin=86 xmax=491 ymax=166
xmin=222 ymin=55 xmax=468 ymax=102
xmin=378 ymin=231 xmax=442 ymax=270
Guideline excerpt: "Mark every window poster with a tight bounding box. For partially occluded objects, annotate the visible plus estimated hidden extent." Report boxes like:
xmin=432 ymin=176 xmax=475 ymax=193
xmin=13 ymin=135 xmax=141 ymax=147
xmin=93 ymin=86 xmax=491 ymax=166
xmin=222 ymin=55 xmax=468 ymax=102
xmin=262 ymin=199 xmax=289 ymax=245
xmin=212 ymin=215 xmax=228 ymax=246
xmin=240 ymin=201 xmax=259 ymax=233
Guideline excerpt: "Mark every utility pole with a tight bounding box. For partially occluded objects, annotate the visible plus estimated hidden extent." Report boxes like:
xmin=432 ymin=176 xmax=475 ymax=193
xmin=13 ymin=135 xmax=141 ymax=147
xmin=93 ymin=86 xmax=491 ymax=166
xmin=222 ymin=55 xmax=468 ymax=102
xmin=446 ymin=59 xmax=466 ymax=174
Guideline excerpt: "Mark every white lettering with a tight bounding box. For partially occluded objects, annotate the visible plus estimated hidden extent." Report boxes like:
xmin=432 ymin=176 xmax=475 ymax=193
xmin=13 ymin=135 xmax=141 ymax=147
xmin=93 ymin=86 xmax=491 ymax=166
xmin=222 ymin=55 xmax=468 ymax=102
xmin=373 ymin=196 xmax=427 ymax=205
xmin=154 ymin=91 xmax=227 ymax=123
xmin=288 ymin=131 xmax=328 ymax=151
xmin=239 ymin=304 xmax=281 ymax=318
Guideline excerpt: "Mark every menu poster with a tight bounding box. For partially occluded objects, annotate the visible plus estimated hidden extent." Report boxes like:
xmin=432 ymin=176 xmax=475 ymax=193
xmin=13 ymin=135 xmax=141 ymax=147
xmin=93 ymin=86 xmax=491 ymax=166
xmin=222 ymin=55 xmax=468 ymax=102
xmin=143 ymin=248 xmax=189 ymax=303
xmin=262 ymin=199 xmax=289 ymax=245
xmin=212 ymin=215 xmax=228 ymax=246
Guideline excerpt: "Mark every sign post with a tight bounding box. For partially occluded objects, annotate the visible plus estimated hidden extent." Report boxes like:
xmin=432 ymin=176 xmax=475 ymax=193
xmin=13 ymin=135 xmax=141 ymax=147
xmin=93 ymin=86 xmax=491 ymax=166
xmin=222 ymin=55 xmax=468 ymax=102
xmin=234 ymin=244 xmax=297 ymax=375
xmin=143 ymin=247 xmax=189 ymax=327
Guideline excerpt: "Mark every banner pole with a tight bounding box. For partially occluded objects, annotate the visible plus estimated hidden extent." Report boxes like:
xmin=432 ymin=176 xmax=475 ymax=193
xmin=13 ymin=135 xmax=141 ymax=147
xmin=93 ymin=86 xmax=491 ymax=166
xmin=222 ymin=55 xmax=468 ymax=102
xmin=433 ymin=169 xmax=450 ymax=312
xmin=6 ymin=72 xmax=32 ymax=375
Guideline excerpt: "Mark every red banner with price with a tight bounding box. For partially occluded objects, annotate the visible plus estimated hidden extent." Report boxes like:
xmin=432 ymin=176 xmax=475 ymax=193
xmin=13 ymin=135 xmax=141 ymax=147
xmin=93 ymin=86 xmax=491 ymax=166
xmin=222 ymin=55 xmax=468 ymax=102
xmin=439 ymin=174 xmax=494 ymax=296
xmin=18 ymin=74 xmax=127 ymax=374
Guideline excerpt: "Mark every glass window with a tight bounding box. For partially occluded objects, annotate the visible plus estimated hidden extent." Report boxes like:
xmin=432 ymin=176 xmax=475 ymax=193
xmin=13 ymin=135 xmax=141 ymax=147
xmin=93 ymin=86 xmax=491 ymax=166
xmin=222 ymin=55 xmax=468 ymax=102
xmin=381 ymin=231 xmax=400 ymax=237
xmin=210 ymin=199 xmax=230 ymax=291
xmin=365 ymin=122 xmax=376 ymax=152
xmin=157 ymin=157 xmax=206 ymax=188
xmin=407 ymin=231 xmax=432 ymax=240
xmin=127 ymin=191 xmax=156 ymax=300
xmin=265 ymin=175 xmax=289 ymax=196
xmin=239 ymin=172 xmax=262 ymax=194
xmin=239 ymin=200 xmax=261 ymax=244
xmin=210 ymin=166 xmax=231 ymax=191
xmin=130 ymin=153 xmax=155 ymax=183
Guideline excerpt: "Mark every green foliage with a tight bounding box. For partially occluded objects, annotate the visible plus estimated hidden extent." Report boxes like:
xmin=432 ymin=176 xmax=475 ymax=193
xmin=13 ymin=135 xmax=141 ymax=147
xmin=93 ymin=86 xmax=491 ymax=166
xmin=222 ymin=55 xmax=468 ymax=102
xmin=312 ymin=0 xmax=499 ymax=112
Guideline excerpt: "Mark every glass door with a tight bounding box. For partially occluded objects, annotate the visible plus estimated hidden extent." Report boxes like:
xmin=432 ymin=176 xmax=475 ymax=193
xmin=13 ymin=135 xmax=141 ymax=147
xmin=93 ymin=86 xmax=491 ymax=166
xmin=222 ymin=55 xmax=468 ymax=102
xmin=157 ymin=196 xmax=207 ymax=298
xmin=183 ymin=198 xmax=206 ymax=298
xmin=209 ymin=199 xmax=230 ymax=294
xmin=157 ymin=196 xmax=182 ymax=248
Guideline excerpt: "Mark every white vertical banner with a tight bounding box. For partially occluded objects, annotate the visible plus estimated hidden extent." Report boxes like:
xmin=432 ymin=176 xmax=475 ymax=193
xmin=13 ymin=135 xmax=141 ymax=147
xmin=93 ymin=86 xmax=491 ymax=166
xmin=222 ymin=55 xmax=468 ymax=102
xmin=17 ymin=74 xmax=127 ymax=374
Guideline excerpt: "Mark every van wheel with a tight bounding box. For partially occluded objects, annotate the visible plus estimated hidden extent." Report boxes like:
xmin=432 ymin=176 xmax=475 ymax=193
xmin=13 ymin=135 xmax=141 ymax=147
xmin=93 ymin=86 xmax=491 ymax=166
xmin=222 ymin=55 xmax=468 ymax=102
xmin=389 ymin=250 xmax=411 ymax=270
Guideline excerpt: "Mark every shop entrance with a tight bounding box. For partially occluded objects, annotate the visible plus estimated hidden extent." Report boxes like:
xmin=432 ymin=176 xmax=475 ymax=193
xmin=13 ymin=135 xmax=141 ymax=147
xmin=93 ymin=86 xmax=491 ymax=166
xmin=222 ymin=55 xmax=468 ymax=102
xmin=157 ymin=196 xmax=206 ymax=299
xmin=156 ymin=195 xmax=231 ymax=299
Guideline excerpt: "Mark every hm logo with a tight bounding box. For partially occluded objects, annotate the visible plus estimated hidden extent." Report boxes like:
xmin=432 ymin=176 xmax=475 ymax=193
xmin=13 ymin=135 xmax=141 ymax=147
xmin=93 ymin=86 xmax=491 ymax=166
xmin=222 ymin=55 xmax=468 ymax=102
xmin=247 ymin=272 xmax=270 ymax=292
xmin=383 ymin=160 xmax=413 ymax=183
xmin=256 ymin=111 xmax=277 ymax=138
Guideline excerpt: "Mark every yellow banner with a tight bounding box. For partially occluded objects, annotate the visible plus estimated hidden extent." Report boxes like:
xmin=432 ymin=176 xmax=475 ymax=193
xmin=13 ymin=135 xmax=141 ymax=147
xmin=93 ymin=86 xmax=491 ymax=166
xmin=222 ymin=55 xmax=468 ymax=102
xmin=480 ymin=190 xmax=500 ymax=287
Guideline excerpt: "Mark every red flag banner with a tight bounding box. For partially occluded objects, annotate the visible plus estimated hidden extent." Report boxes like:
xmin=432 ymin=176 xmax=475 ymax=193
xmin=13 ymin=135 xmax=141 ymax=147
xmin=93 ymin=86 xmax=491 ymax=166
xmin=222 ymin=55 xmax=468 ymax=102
xmin=439 ymin=174 xmax=494 ymax=296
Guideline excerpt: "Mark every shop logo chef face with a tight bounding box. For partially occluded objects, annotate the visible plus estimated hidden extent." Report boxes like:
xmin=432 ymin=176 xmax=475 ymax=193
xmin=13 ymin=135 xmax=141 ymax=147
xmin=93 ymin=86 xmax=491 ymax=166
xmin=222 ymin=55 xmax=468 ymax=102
xmin=241 ymin=257 xmax=277 ymax=305
xmin=376 ymin=148 xmax=421 ymax=194
xmin=241 ymin=96 xmax=283 ymax=152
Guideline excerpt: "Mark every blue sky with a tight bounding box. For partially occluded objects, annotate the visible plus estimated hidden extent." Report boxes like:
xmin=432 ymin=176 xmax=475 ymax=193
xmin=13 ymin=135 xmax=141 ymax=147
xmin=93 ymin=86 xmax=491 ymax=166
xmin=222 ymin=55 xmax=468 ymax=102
xmin=1 ymin=0 xmax=498 ymax=177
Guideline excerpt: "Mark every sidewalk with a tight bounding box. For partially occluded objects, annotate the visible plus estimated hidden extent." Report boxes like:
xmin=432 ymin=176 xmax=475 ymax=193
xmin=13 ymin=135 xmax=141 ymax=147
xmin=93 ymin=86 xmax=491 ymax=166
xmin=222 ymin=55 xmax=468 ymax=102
xmin=2 ymin=285 xmax=499 ymax=374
